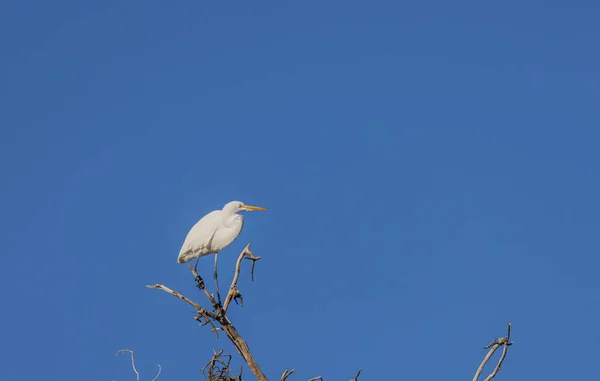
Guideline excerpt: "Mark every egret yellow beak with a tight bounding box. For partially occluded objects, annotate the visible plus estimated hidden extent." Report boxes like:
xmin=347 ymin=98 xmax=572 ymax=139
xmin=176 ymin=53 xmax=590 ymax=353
xmin=243 ymin=204 xmax=267 ymax=211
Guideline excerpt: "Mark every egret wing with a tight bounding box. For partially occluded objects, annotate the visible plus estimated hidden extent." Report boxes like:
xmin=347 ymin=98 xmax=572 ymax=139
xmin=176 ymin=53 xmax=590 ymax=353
xmin=177 ymin=210 xmax=221 ymax=262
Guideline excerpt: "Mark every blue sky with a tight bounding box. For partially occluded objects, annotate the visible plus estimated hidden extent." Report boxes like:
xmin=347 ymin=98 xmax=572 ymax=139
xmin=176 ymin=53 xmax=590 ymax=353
xmin=1 ymin=1 xmax=599 ymax=380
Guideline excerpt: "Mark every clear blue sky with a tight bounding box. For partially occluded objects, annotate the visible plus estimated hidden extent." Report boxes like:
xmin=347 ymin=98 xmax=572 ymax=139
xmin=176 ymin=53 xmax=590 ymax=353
xmin=1 ymin=1 xmax=599 ymax=380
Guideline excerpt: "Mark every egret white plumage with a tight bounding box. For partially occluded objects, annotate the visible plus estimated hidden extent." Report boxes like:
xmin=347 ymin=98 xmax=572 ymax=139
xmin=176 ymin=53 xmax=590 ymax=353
xmin=177 ymin=201 xmax=267 ymax=301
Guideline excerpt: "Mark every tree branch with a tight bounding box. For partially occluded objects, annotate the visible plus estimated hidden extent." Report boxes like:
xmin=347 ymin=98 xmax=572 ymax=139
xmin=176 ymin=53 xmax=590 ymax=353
xmin=195 ymin=310 xmax=221 ymax=339
xmin=484 ymin=323 xmax=512 ymax=381
xmin=223 ymin=243 xmax=261 ymax=312
xmin=115 ymin=349 xmax=140 ymax=381
xmin=151 ymin=365 xmax=162 ymax=381
xmin=148 ymin=244 xmax=268 ymax=381
xmin=281 ymin=369 xmax=295 ymax=381
xmin=145 ymin=284 xmax=218 ymax=320
xmin=219 ymin=317 xmax=267 ymax=381
xmin=350 ymin=369 xmax=362 ymax=381
xmin=202 ymin=349 xmax=242 ymax=381
xmin=115 ymin=349 xmax=162 ymax=381
xmin=473 ymin=323 xmax=513 ymax=381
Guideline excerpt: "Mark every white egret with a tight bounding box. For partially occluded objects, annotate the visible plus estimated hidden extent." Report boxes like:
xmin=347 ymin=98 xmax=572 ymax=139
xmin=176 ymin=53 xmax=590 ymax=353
xmin=177 ymin=200 xmax=267 ymax=302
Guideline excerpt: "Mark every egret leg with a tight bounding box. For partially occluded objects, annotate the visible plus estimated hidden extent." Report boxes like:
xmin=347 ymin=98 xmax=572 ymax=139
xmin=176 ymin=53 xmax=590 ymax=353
xmin=213 ymin=252 xmax=221 ymax=305
xmin=193 ymin=257 xmax=202 ymax=285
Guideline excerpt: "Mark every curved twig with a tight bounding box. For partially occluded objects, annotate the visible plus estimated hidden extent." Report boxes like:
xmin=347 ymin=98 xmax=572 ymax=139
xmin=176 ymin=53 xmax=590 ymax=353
xmin=115 ymin=349 xmax=140 ymax=381
xmin=151 ymin=364 xmax=162 ymax=381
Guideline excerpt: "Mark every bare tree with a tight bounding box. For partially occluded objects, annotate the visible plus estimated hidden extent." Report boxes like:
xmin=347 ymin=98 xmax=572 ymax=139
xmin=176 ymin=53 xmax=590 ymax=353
xmin=115 ymin=243 xmax=514 ymax=380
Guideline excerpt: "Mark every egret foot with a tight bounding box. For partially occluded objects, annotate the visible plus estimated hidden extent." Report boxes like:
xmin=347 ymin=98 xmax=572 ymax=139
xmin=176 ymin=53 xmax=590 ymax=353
xmin=193 ymin=257 xmax=204 ymax=288
xmin=195 ymin=276 xmax=205 ymax=289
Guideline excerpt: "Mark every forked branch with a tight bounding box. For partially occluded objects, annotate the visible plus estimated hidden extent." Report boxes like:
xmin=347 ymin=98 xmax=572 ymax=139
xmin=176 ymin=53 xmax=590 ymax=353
xmin=223 ymin=243 xmax=262 ymax=312
xmin=147 ymin=243 xmax=268 ymax=381
xmin=473 ymin=323 xmax=513 ymax=381
xmin=281 ymin=369 xmax=296 ymax=381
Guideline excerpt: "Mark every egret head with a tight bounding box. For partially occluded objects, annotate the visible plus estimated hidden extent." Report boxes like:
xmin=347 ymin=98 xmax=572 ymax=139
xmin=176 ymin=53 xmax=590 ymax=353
xmin=223 ymin=201 xmax=267 ymax=214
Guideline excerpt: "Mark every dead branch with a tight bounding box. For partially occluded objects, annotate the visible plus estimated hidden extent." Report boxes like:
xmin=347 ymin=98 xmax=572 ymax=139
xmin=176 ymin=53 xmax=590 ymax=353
xmin=148 ymin=243 xmax=268 ymax=381
xmin=223 ymin=243 xmax=261 ymax=312
xmin=116 ymin=350 xmax=140 ymax=381
xmin=195 ymin=310 xmax=221 ymax=339
xmin=145 ymin=284 xmax=218 ymax=320
xmin=151 ymin=365 xmax=162 ymax=381
xmin=473 ymin=323 xmax=513 ymax=381
xmin=115 ymin=349 xmax=162 ymax=381
xmin=483 ymin=323 xmax=512 ymax=381
xmin=281 ymin=369 xmax=296 ymax=381
xmin=202 ymin=349 xmax=242 ymax=381
xmin=350 ymin=369 xmax=361 ymax=381
xmin=282 ymin=369 xmax=323 ymax=381
xmin=218 ymin=316 xmax=267 ymax=381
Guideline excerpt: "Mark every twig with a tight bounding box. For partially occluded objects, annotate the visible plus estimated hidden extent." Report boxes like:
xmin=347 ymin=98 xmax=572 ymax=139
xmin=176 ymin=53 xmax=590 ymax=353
xmin=151 ymin=364 xmax=162 ymax=381
xmin=115 ymin=349 xmax=140 ymax=381
xmin=195 ymin=311 xmax=221 ymax=339
xmin=473 ymin=323 xmax=513 ymax=381
xmin=115 ymin=349 xmax=162 ymax=381
xmin=350 ymin=369 xmax=362 ymax=380
xmin=281 ymin=369 xmax=296 ymax=381
xmin=146 ymin=284 xmax=218 ymax=320
xmin=223 ymin=243 xmax=262 ymax=312
xmin=247 ymin=255 xmax=260 ymax=282
xmin=473 ymin=343 xmax=501 ymax=381
xmin=308 ymin=376 xmax=323 ymax=381
xmin=201 ymin=349 xmax=242 ymax=381
xmin=484 ymin=323 xmax=512 ymax=381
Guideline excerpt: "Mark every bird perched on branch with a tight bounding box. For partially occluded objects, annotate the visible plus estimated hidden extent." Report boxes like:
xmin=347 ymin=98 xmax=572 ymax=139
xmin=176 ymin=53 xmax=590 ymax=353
xmin=177 ymin=201 xmax=266 ymax=302
xmin=178 ymin=201 xmax=267 ymax=266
